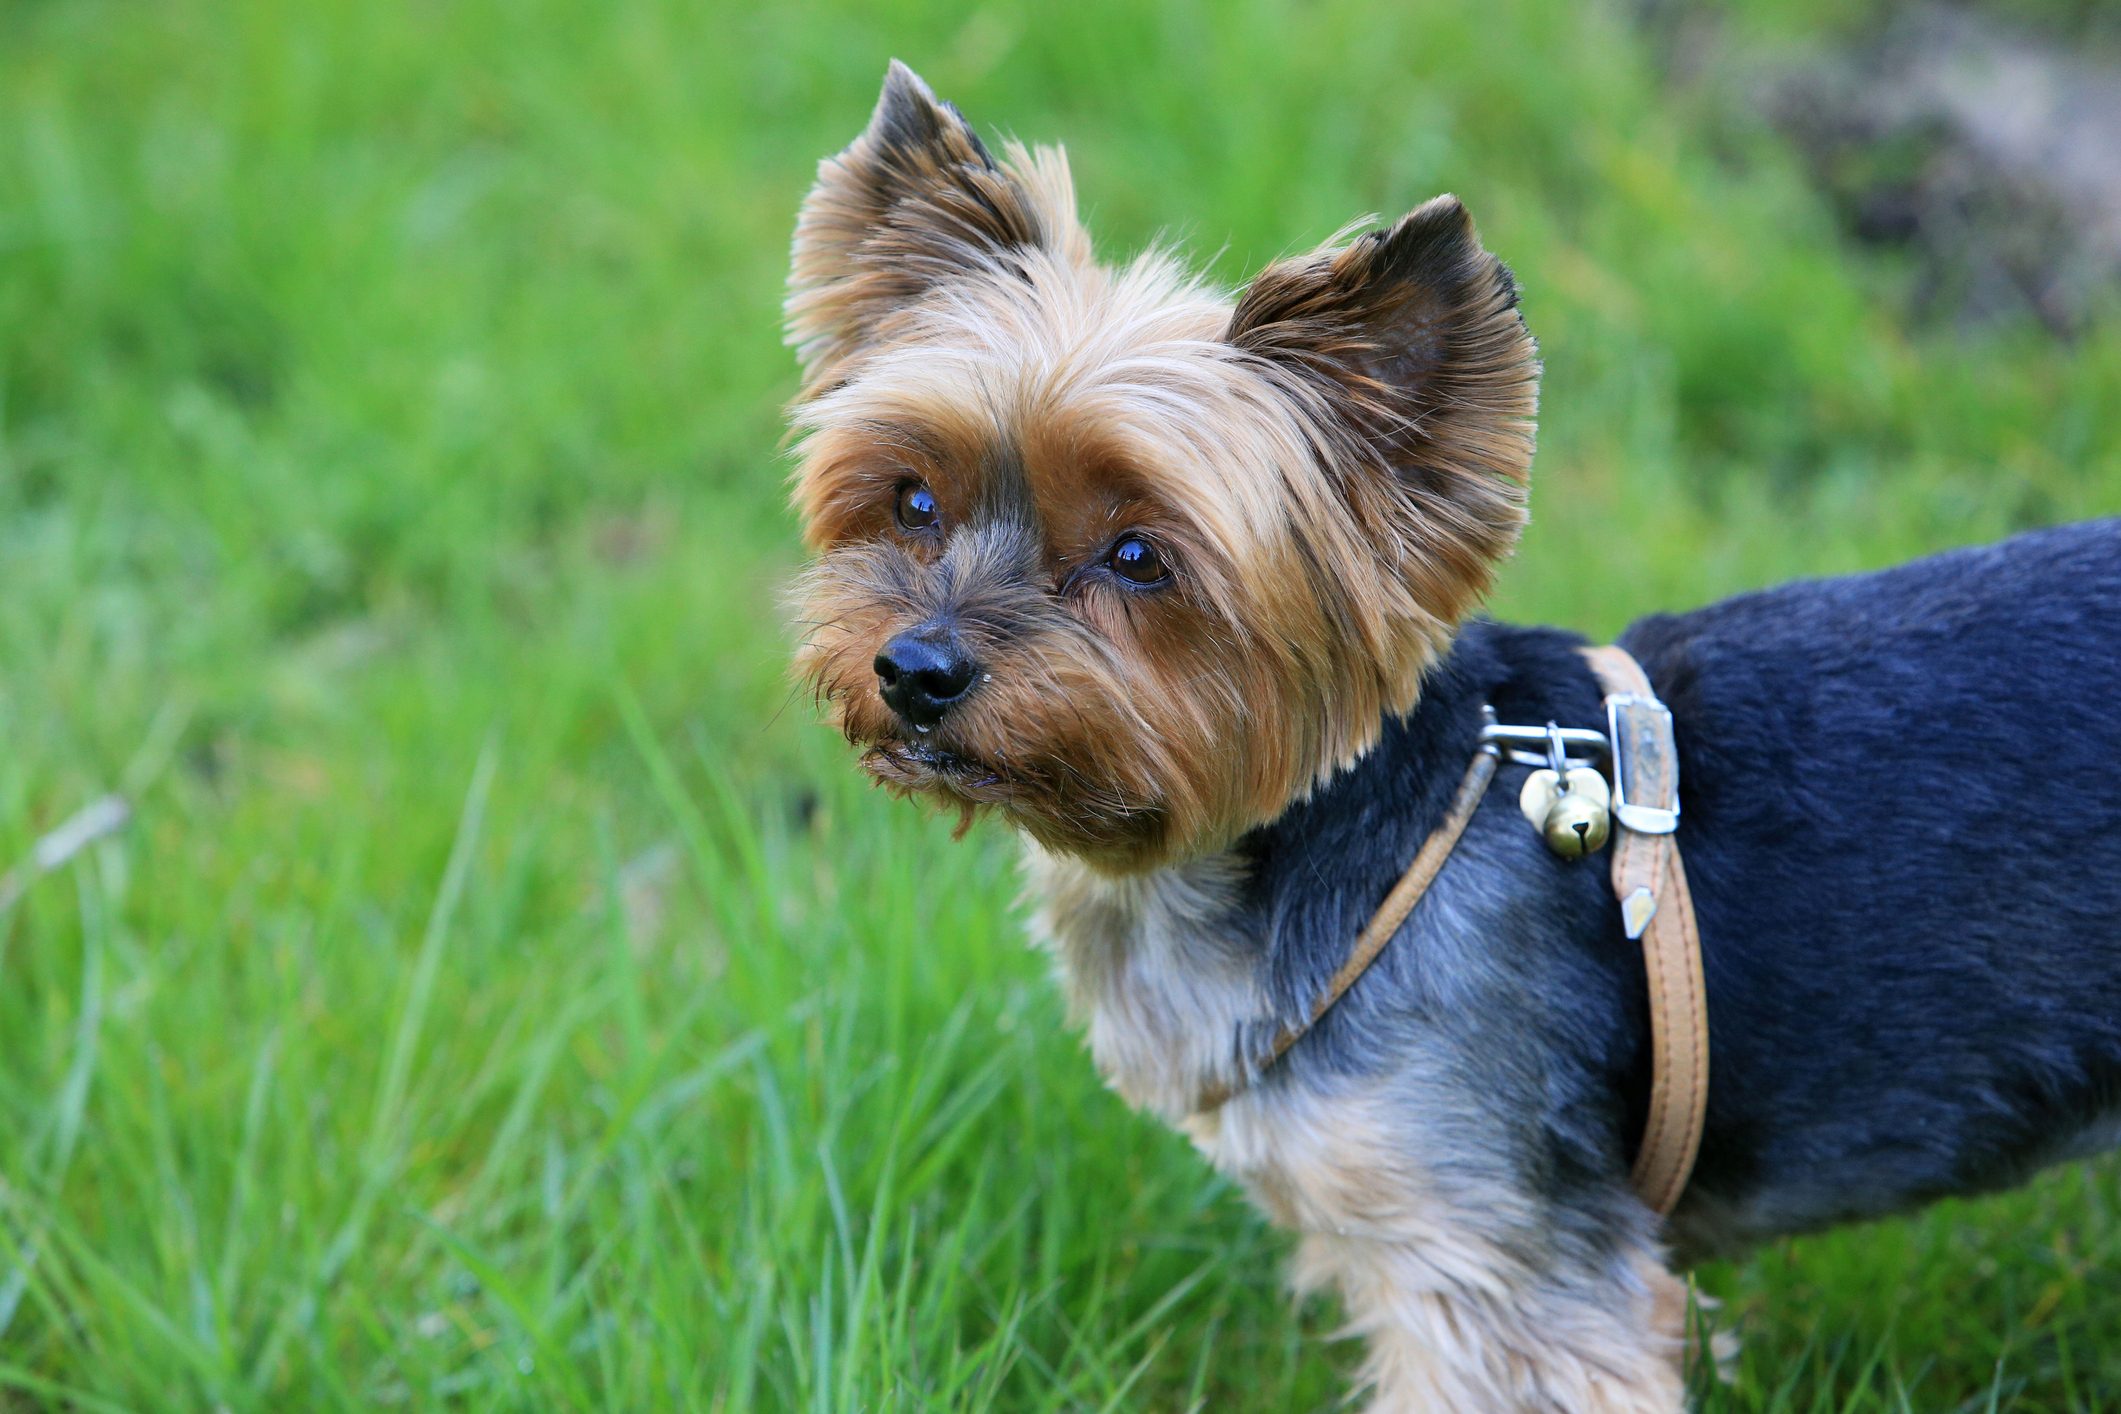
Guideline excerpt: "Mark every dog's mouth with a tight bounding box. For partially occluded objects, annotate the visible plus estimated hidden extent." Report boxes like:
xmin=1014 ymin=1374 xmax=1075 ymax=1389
xmin=854 ymin=726 xmax=1169 ymax=859
xmin=861 ymin=736 xmax=1013 ymax=803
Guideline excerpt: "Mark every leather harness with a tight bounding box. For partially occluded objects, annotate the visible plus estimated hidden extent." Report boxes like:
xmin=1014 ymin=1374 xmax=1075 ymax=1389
xmin=1193 ymin=644 xmax=1709 ymax=1219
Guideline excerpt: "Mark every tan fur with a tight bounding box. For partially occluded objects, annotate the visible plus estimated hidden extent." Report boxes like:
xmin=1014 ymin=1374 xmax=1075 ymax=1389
xmin=1023 ymin=843 xmax=1262 ymax=1120
xmin=787 ymin=65 xmax=1537 ymax=870
xmin=1038 ymin=845 xmax=1687 ymax=1411
xmin=1223 ymin=1092 xmax=1687 ymax=1414
xmin=785 ymin=63 xmax=1691 ymax=1410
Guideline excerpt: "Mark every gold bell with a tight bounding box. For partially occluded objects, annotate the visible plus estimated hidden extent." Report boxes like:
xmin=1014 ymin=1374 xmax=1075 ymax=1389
xmin=1543 ymin=792 xmax=1611 ymax=858
xmin=1520 ymin=764 xmax=1612 ymax=859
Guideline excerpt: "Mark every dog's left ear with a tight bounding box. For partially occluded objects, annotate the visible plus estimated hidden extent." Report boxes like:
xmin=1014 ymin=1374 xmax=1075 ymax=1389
xmin=1229 ymin=196 xmax=1540 ymax=616
xmin=788 ymin=61 xmax=1061 ymax=392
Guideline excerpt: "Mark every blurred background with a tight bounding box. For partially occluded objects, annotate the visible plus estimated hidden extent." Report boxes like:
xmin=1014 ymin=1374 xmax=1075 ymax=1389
xmin=3 ymin=0 xmax=2117 ymax=1407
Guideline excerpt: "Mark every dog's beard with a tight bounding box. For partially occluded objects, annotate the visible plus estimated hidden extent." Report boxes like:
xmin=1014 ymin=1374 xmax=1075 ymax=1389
xmin=799 ymin=635 xmax=1179 ymax=861
xmin=854 ymin=733 xmax=1008 ymax=841
xmin=862 ymin=736 xmax=1007 ymax=796
xmin=842 ymin=698 xmax=1166 ymax=854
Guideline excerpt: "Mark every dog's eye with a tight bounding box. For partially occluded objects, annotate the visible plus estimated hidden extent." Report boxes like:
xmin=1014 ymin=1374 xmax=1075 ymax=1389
xmin=895 ymin=482 xmax=940 ymax=533
xmin=1107 ymin=535 xmax=1169 ymax=587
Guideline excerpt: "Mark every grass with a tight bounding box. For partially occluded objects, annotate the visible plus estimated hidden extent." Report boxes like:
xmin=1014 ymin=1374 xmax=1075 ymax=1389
xmin=1 ymin=0 xmax=2117 ymax=1407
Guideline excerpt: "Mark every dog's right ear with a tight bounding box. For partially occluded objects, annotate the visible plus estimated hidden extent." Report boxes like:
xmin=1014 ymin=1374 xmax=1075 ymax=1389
xmin=787 ymin=61 xmax=1051 ymax=392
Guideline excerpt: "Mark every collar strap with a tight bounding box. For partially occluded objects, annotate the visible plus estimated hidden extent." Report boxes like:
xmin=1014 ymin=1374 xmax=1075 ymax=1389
xmin=1191 ymin=644 xmax=1710 ymax=1220
xmin=1189 ymin=748 xmax=1499 ymax=1113
xmin=1581 ymin=645 xmax=1707 ymax=1216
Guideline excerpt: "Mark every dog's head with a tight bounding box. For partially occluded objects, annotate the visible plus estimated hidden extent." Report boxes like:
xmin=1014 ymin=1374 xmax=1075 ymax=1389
xmin=786 ymin=62 xmax=1538 ymax=871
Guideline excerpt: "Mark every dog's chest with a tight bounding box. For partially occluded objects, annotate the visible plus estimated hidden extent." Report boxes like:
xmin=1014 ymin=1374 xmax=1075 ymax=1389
xmin=1020 ymin=839 xmax=1552 ymax=1281
xmin=1022 ymin=843 xmax=1266 ymax=1122
xmin=1020 ymin=846 xmax=1393 ymax=1210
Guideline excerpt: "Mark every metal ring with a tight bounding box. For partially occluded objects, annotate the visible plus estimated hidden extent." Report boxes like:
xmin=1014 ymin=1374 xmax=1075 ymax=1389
xmin=1478 ymin=717 xmax=1611 ymax=772
xmin=1545 ymin=722 xmax=1571 ymax=781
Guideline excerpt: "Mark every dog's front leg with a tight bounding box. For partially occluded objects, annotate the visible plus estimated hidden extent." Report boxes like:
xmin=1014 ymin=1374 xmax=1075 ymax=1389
xmin=1194 ymin=1075 xmax=1695 ymax=1410
xmin=1292 ymin=1225 xmax=1688 ymax=1413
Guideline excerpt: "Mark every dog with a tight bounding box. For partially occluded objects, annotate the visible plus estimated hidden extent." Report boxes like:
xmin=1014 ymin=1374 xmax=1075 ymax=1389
xmin=782 ymin=61 xmax=2121 ymax=1411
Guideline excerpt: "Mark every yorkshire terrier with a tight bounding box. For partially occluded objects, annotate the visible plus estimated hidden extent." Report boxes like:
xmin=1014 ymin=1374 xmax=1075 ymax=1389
xmin=783 ymin=61 xmax=2121 ymax=1411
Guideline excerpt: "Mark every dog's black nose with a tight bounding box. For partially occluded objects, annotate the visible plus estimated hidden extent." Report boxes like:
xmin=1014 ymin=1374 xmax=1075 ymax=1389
xmin=875 ymin=629 xmax=979 ymax=728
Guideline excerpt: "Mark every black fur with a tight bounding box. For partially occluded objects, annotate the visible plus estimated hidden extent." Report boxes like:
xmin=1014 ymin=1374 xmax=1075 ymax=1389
xmin=1239 ymin=519 xmax=2121 ymax=1262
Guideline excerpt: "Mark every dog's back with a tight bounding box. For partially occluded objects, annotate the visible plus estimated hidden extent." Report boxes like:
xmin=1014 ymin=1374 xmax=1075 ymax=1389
xmin=1626 ymin=519 xmax=2121 ymax=1257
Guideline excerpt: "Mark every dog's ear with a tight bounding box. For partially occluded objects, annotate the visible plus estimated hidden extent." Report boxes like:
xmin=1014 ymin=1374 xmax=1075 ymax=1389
xmin=1228 ymin=197 xmax=1540 ymax=617
xmin=787 ymin=61 xmax=1053 ymax=391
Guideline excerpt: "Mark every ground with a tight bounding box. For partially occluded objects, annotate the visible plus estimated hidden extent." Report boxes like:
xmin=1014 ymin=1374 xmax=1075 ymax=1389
xmin=1 ymin=0 xmax=2118 ymax=1408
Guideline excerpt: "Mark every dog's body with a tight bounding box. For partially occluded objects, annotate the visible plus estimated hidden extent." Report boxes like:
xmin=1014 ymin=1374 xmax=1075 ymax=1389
xmin=785 ymin=64 xmax=2121 ymax=1410
xmin=1034 ymin=521 xmax=2121 ymax=1405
